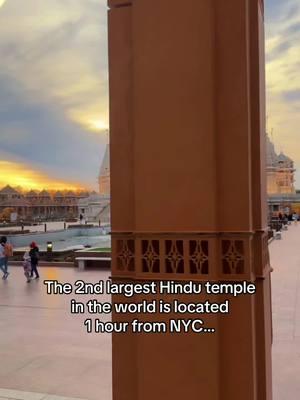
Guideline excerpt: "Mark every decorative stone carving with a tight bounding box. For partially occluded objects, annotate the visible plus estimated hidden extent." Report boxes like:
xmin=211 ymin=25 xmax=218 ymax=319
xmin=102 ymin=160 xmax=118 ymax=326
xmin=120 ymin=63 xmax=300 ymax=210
xmin=165 ymin=240 xmax=184 ymax=273
xmin=221 ymin=240 xmax=245 ymax=274
xmin=142 ymin=240 xmax=160 ymax=273
xmin=112 ymin=233 xmax=259 ymax=280
xmin=116 ymin=239 xmax=135 ymax=271
xmin=189 ymin=240 xmax=209 ymax=275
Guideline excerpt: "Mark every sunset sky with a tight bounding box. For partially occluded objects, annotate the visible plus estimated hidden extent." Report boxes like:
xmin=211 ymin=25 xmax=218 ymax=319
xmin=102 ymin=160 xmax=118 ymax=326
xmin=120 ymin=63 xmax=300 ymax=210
xmin=0 ymin=0 xmax=299 ymax=190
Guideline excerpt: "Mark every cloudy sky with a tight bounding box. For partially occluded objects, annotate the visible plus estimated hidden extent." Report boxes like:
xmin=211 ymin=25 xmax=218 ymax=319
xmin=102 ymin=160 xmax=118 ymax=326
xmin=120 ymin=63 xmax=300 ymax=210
xmin=0 ymin=0 xmax=108 ymax=190
xmin=266 ymin=0 xmax=300 ymax=186
xmin=0 ymin=0 xmax=299 ymax=190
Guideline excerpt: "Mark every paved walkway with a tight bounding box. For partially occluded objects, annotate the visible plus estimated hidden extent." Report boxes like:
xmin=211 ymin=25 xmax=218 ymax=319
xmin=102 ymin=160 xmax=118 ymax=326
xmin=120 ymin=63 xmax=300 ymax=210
xmin=0 ymin=267 xmax=112 ymax=400
xmin=270 ymin=223 xmax=300 ymax=399
xmin=0 ymin=228 xmax=299 ymax=400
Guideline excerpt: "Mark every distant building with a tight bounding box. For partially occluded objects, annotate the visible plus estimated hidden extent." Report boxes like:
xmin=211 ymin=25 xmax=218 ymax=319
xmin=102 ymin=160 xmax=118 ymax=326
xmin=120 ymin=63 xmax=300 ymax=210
xmin=266 ymin=136 xmax=295 ymax=195
xmin=79 ymin=144 xmax=111 ymax=224
xmin=0 ymin=185 xmax=22 ymax=202
xmin=78 ymin=194 xmax=110 ymax=224
xmin=98 ymin=144 xmax=110 ymax=196
xmin=266 ymin=136 xmax=300 ymax=215
xmin=0 ymin=185 xmax=90 ymax=221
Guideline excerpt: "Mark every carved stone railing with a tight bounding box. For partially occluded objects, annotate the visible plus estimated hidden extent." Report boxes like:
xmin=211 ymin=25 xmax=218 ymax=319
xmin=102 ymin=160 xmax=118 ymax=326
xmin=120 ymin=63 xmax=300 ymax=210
xmin=112 ymin=230 xmax=270 ymax=281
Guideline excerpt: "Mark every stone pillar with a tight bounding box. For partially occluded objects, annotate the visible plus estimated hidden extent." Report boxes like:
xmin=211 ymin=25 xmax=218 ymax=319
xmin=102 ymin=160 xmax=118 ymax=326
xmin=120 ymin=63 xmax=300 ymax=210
xmin=108 ymin=0 xmax=272 ymax=399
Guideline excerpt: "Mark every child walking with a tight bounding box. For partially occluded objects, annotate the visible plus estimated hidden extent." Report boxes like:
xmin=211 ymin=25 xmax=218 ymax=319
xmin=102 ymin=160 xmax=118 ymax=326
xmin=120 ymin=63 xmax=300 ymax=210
xmin=23 ymin=251 xmax=31 ymax=283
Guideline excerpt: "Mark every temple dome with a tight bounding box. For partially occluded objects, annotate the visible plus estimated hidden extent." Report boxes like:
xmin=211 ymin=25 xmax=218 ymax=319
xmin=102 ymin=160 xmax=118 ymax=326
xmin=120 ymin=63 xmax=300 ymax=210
xmin=0 ymin=185 xmax=20 ymax=195
xmin=266 ymin=136 xmax=277 ymax=168
xmin=277 ymin=152 xmax=293 ymax=164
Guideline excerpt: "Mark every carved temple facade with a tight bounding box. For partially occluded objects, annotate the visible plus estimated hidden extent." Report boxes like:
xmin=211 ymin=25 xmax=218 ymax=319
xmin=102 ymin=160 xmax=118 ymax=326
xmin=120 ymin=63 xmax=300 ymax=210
xmin=267 ymin=136 xmax=295 ymax=195
xmin=0 ymin=185 xmax=90 ymax=221
xmin=266 ymin=137 xmax=300 ymax=214
xmin=77 ymin=144 xmax=111 ymax=223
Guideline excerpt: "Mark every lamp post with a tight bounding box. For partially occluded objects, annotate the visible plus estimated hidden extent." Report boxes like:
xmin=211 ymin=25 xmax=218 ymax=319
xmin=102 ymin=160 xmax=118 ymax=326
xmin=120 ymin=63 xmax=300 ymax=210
xmin=47 ymin=241 xmax=53 ymax=261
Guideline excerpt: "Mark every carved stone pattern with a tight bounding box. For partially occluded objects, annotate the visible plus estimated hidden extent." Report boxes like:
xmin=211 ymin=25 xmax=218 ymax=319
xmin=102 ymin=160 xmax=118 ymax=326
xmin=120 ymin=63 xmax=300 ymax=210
xmin=189 ymin=240 xmax=209 ymax=274
xmin=112 ymin=235 xmax=254 ymax=278
xmin=142 ymin=240 xmax=160 ymax=273
xmin=222 ymin=240 xmax=245 ymax=274
xmin=165 ymin=240 xmax=184 ymax=273
xmin=116 ymin=240 xmax=135 ymax=271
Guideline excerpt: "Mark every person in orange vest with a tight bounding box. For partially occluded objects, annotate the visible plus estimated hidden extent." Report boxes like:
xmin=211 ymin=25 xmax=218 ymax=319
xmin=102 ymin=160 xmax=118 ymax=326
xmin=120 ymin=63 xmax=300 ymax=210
xmin=1 ymin=236 xmax=13 ymax=279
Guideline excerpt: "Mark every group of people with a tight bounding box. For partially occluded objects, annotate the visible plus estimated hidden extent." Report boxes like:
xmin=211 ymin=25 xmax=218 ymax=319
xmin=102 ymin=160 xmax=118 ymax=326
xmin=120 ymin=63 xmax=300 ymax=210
xmin=0 ymin=236 xmax=40 ymax=283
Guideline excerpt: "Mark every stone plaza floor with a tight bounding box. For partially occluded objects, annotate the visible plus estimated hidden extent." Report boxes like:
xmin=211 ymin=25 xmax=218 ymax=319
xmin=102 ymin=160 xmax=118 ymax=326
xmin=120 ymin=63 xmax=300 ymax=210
xmin=270 ymin=223 xmax=300 ymax=399
xmin=0 ymin=267 xmax=112 ymax=400
xmin=0 ymin=224 xmax=299 ymax=400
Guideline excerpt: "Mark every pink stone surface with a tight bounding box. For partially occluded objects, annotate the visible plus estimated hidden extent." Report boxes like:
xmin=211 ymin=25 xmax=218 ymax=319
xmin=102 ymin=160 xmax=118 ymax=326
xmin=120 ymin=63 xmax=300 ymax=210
xmin=0 ymin=226 xmax=298 ymax=400
xmin=0 ymin=267 xmax=112 ymax=400
xmin=270 ymin=223 xmax=300 ymax=399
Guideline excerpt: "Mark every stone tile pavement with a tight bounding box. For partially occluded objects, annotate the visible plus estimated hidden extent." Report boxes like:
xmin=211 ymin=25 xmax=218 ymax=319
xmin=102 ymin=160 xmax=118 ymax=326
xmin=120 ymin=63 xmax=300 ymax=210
xmin=270 ymin=223 xmax=300 ymax=399
xmin=0 ymin=227 xmax=299 ymax=400
xmin=0 ymin=267 xmax=112 ymax=400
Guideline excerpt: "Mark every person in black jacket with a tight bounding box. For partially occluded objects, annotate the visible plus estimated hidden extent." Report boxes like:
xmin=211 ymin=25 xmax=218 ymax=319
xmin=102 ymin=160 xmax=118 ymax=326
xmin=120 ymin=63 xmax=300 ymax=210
xmin=29 ymin=241 xmax=40 ymax=279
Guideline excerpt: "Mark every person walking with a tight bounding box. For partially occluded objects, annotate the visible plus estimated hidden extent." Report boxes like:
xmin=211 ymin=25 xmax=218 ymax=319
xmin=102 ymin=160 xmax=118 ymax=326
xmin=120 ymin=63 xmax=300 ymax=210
xmin=29 ymin=241 xmax=40 ymax=279
xmin=1 ymin=236 xmax=13 ymax=276
xmin=292 ymin=212 xmax=298 ymax=225
xmin=23 ymin=251 xmax=31 ymax=283
xmin=0 ymin=238 xmax=9 ymax=279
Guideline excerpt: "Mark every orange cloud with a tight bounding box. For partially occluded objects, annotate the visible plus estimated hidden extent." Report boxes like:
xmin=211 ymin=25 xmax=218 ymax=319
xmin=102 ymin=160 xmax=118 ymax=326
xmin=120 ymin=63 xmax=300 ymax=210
xmin=0 ymin=160 xmax=86 ymax=191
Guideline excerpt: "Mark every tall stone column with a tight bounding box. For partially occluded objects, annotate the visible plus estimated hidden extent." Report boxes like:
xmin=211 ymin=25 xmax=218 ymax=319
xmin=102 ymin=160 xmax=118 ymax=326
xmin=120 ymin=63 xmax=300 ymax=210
xmin=108 ymin=0 xmax=272 ymax=399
